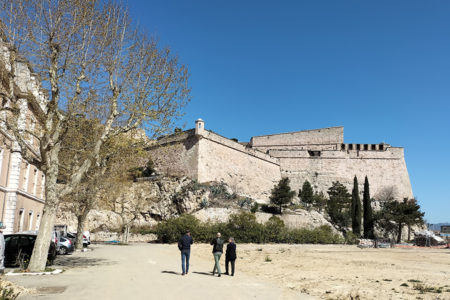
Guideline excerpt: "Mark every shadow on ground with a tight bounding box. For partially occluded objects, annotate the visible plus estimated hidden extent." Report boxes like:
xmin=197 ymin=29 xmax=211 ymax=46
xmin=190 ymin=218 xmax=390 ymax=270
xmin=54 ymin=256 xmax=114 ymax=268
xmin=192 ymin=271 xmax=213 ymax=276
xmin=161 ymin=270 xmax=179 ymax=275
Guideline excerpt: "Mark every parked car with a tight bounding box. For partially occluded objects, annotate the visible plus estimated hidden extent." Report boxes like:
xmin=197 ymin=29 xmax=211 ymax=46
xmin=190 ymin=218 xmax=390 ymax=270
xmin=3 ymin=233 xmax=57 ymax=267
xmin=83 ymin=231 xmax=91 ymax=245
xmin=57 ymin=236 xmax=74 ymax=255
xmin=67 ymin=231 xmax=90 ymax=248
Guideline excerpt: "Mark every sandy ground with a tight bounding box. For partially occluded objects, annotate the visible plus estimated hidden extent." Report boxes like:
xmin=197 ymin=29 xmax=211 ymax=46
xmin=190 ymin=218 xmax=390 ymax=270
xmin=192 ymin=244 xmax=450 ymax=300
xmin=4 ymin=244 xmax=311 ymax=300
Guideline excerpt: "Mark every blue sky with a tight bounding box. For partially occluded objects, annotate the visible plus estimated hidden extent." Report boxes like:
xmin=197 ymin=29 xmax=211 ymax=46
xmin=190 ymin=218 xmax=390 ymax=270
xmin=129 ymin=1 xmax=450 ymax=223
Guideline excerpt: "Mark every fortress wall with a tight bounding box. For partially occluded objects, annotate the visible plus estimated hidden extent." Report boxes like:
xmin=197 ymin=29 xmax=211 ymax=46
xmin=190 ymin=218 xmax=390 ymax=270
xmin=147 ymin=131 xmax=199 ymax=179
xmin=251 ymin=126 xmax=343 ymax=147
xmin=279 ymin=148 xmax=413 ymax=201
xmin=197 ymin=131 xmax=281 ymax=201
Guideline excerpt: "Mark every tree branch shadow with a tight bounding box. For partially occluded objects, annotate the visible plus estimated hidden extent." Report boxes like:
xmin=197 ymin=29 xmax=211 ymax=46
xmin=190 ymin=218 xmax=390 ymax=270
xmin=54 ymin=256 xmax=114 ymax=268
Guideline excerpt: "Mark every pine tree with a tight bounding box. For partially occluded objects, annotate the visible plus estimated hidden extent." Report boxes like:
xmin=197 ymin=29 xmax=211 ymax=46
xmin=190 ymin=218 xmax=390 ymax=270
xmin=351 ymin=176 xmax=362 ymax=236
xmin=270 ymin=178 xmax=296 ymax=214
xmin=378 ymin=198 xmax=424 ymax=242
xmin=327 ymin=181 xmax=352 ymax=228
xmin=363 ymin=176 xmax=374 ymax=238
xmin=299 ymin=180 xmax=314 ymax=208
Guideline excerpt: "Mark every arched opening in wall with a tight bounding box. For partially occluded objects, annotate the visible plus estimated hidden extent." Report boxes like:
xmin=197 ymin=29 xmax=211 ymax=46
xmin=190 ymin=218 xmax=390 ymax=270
xmin=356 ymin=144 xmax=361 ymax=151
xmin=371 ymin=144 xmax=376 ymax=150
xmin=364 ymin=144 xmax=369 ymax=150
xmin=379 ymin=144 xmax=384 ymax=151
xmin=341 ymin=144 xmax=345 ymax=150
xmin=349 ymin=144 xmax=353 ymax=150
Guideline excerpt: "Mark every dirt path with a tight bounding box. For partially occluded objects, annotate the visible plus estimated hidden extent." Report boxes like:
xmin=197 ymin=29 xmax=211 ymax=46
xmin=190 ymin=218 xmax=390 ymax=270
xmin=6 ymin=244 xmax=313 ymax=300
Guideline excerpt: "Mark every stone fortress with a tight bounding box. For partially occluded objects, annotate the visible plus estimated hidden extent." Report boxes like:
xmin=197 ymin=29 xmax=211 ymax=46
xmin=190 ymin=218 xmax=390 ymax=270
xmin=148 ymin=119 xmax=414 ymax=203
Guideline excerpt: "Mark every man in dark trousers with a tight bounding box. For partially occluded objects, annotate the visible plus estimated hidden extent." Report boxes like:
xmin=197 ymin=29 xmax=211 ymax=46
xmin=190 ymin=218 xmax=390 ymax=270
xmin=225 ymin=237 xmax=236 ymax=276
xmin=178 ymin=230 xmax=193 ymax=276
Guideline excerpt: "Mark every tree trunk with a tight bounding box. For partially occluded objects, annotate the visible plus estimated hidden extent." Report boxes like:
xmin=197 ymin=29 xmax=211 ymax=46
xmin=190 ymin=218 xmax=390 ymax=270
xmin=407 ymin=224 xmax=411 ymax=242
xmin=28 ymin=170 xmax=58 ymax=272
xmin=75 ymin=211 xmax=88 ymax=250
xmin=397 ymin=222 xmax=403 ymax=243
xmin=122 ymin=225 xmax=130 ymax=244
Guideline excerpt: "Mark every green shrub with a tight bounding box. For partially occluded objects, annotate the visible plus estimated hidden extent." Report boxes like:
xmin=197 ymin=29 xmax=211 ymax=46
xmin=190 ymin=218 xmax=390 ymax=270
xmin=154 ymin=212 xmax=343 ymax=244
xmin=130 ymin=225 xmax=155 ymax=235
xmin=344 ymin=231 xmax=359 ymax=245
xmin=209 ymin=184 xmax=232 ymax=199
xmin=226 ymin=212 xmax=265 ymax=243
xmin=250 ymin=202 xmax=259 ymax=213
xmin=155 ymin=214 xmax=201 ymax=243
xmin=200 ymin=198 xmax=209 ymax=208
xmin=237 ymin=197 xmax=252 ymax=208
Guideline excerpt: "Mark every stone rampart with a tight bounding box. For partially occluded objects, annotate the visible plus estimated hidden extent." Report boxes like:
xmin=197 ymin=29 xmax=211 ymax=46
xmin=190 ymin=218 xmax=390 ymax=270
xmin=197 ymin=130 xmax=280 ymax=200
xmin=147 ymin=130 xmax=199 ymax=179
xmin=278 ymin=147 xmax=413 ymax=201
xmin=251 ymin=126 xmax=343 ymax=148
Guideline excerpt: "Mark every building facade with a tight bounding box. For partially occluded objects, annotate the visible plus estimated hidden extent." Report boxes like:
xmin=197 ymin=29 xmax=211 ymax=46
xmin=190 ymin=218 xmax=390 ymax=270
xmin=0 ymin=38 xmax=46 ymax=234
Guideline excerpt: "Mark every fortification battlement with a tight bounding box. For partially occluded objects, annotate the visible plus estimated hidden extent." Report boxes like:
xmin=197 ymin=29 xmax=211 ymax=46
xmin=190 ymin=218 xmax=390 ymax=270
xmin=250 ymin=126 xmax=344 ymax=147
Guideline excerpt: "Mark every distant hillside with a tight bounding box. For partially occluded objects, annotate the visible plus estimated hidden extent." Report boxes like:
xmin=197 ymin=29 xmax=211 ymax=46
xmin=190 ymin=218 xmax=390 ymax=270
xmin=428 ymin=223 xmax=450 ymax=231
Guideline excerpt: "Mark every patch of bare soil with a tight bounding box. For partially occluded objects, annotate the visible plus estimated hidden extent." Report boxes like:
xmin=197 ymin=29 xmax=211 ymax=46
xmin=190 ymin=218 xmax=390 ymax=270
xmin=193 ymin=244 xmax=450 ymax=300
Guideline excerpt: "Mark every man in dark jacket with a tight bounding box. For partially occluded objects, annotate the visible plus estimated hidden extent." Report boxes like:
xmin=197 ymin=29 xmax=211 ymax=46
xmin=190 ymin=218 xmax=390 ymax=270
xmin=225 ymin=237 xmax=236 ymax=276
xmin=178 ymin=230 xmax=193 ymax=275
xmin=210 ymin=232 xmax=224 ymax=277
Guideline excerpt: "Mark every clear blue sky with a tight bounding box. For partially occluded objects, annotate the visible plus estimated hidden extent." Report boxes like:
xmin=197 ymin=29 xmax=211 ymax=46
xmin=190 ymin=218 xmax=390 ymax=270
xmin=129 ymin=0 xmax=450 ymax=224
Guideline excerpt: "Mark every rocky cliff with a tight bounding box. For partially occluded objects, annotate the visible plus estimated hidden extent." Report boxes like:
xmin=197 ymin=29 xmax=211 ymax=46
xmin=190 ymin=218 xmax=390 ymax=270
xmin=56 ymin=176 xmax=337 ymax=239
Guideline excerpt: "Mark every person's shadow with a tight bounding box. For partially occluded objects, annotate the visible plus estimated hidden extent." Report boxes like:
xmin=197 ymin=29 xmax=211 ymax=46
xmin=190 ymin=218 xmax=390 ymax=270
xmin=161 ymin=270 xmax=179 ymax=275
xmin=192 ymin=271 xmax=213 ymax=276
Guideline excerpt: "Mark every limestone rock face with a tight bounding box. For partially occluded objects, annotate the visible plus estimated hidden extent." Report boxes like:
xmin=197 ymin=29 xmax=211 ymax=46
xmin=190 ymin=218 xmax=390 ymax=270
xmin=57 ymin=176 xmax=340 ymax=236
xmin=56 ymin=176 xmax=212 ymax=232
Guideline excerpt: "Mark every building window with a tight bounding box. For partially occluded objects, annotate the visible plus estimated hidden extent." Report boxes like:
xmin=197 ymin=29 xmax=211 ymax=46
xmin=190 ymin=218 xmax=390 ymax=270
xmin=28 ymin=210 xmax=34 ymax=231
xmin=35 ymin=214 xmax=41 ymax=231
xmin=308 ymin=150 xmax=321 ymax=157
xmin=22 ymin=162 xmax=30 ymax=191
xmin=364 ymin=144 xmax=369 ymax=151
xmin=33 ymin=169 xmax=38 ymax=195
xmin=18 ymin=208 xmax=25 ymax=232
xmin=40 ymin=175 xmax=45 ymax=199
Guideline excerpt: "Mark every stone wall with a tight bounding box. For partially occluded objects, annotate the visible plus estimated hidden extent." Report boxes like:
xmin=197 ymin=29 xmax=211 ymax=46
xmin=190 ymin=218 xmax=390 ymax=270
xmin=148 ymin=127 xmax=282 ymax=201
xmin=251 ymin=126 xmax=344 ymax=149
xmin=197 ymin=130 xmax=281 ymax=201
xmin=147 ymin=130 xmax=199 ymax=179
xmin=277 ymin=147 xmax=413 ymax=201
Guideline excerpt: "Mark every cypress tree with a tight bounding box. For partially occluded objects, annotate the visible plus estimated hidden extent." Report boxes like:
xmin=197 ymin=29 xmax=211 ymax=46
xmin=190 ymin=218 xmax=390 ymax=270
xmin=351 ymin=176 xmax=362 ymax=235
xmin=299 ymin=180 xmax=314 ymax=208
xmin=363 ymin=176 xmax=374 ymax=238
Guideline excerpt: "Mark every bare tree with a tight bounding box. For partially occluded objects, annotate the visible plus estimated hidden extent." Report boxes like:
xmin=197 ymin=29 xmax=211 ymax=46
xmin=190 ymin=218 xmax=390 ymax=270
xmin=0 ymin=0 xmax=190 ymax=271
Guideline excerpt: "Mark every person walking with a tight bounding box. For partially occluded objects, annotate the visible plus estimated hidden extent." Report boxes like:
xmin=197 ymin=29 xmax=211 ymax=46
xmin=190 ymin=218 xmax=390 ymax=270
xmin=225 ymin=237 xmax=236 ymax=276
xmin=210 ymin=232 xmax=224 ymax=277
xmin=178 ymin=230 xmax=193 ymax=276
